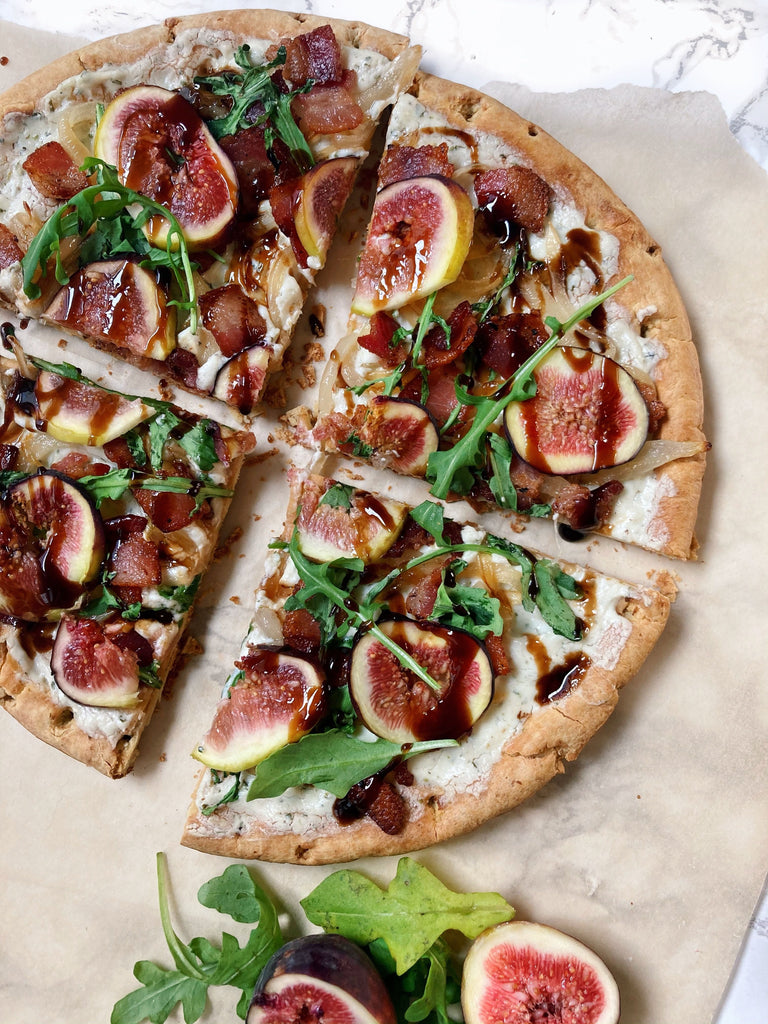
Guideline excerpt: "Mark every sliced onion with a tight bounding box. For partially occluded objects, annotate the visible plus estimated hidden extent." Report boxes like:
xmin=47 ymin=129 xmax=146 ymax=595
xmin=51 ymin=101 xmax=98 ymax=165
xmin=477 ymin=553 xmax=522 ymax=609
xmin=574 ymin=439 xmax=709 ymax=485
xmin=250 ymin=606 xmax=283 ymax=646
xmin=357 ymin=47 xmax=422 ymax=118
xmin=317 ymin=345 xmax=344 ymax=416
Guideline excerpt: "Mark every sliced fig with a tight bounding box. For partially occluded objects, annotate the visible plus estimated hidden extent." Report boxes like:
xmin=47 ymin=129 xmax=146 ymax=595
xmin=357 ymin=396 xmax=439 ymax=476
xmin=296 ymin=478 xmax=408 ymax=564
xmin=504 ymin=348 xmax=649 ymax=475
xmin=51 ymin=615 xmax=141 ymax=709
xmin=193 ymin=648 xmax=326 ymax=772
xmin=43 ymin=260 xmax=177 ymax=360
xmin=294 ymin=156 xmax=358 ymax=260
xmin=248 ymin=935 xmax=396 ymax=1024
xmin=94 ymin=85 xmax=238 ymax=249
xmin=199 ymin=283 xmax=267 ymax=358
xmin=352 ymin=175 xmax=475 ymax=315
xmin=32 ymin=371 xmax=153 ymax=446
xmin=462 ymin=921 xmax=620 ymax=1024
xmin=349 ymin=619 xmax=493 ymax=744
xmin=211 ymin=344 xmax=271 ymax=414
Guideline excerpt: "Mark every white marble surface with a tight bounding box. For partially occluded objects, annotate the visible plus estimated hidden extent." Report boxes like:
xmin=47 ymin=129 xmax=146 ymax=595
xmin=0 ymin=1 xmax=766 ymax=1021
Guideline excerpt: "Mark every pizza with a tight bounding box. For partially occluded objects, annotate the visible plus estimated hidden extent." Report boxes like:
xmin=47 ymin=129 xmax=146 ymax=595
xmin=181 ymin=467 xmax=673 ymax=863
xmin=0 ymin=12 xmax=419 ymax=414
xmin=291 ymin=72 xmax=708 ymax=559
xmin=0 ymin=325 xmax=251 ymax=776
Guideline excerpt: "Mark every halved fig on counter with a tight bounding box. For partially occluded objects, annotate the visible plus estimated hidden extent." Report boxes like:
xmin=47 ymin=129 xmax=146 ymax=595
xmin=296 ymin=481 xmax=408 ymax=564
xmin=504 ymin=348 xmax=649 ymax=475
xmin=43 ymin=260 xmax=177 ymax=360
xmin=211 ymin=344 xmax=271 ymax=414
xmin=33 ymin=371 xmax=153 ymax=446
xmin=352 ymin=175 xmax=475 ymax=315
xmin=0 ymin=471 xmax=104 ymax=620
xmin=248 ymin=934 xmax=396 ymax=1024
xmin=294 ymin=156 xmax=358 ymax=260
xmin=94 ymin=85 xmax=238 ymax=249
xmin=51 ymin=616 xmax=142 ymax=708
xmin=356 ymin=396 xmax=439 ymax=476
xmin=193 ymin=649 xmax=327 ymax=773
xmin=462 ymin=920 xmax=620 ymax=1024
xmin=350 ymin=619 xmax=493 ymax=744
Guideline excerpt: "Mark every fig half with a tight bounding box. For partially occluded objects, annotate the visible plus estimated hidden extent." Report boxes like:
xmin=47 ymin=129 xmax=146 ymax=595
xmin=296 ymin=480 xmax=408 ymax=564
xmin=51 ymin=615 xmax=141 ymax=709
xmin=211 ymin=344 xmax=271 ymax=414
xmin=33 ymin=371 xmax=153 ymax=446
xmin=504 ymin=348 xmax=649 ymax=475
xmin=248 ymin=934 xmax=396 ymax=1024
xmin=462 ymin=921 xmax=620 ymax=1024
xmin=357 ymin=396 xmax=439 ymax=476
xmin=294 ymin=156 xmax=358 ymax=260
xmin=350 ymin=619 xmax=493 ymax=744
xmin=352 ymin=175 xmax=475 ymax=315
xmin=193 ymin=649 xmax=327 ymax=773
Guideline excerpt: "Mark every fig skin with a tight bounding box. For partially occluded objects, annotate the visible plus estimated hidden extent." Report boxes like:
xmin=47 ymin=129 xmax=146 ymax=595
xmin=462 ymin=921 xmax=621 ymax=1024
xmin=352 ymin=174 xmax=475 ymax=315
xmin=357 ymin=396 xmax=440 ymax=476
xmin=211 ymin=344 xmax=271 ymax=415
xmin=248 ymin=934 xmax=396 ymax=1024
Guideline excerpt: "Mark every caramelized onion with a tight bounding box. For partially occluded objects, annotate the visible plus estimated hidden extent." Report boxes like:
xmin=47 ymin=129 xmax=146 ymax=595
xmin=51 ymin=101 xmax=99 ymax=166
xmin=573 ymin=439 xmax=708 ymax=485
xmin=356 ymin=47 xmax=422 ymax=117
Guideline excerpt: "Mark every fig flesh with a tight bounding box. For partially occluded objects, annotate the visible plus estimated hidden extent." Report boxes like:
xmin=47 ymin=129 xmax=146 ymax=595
xmin=51 ymin=615 xmax=142 ymax=709
xmin=248 ymin=934 xmax=396 ymax=1024
xmin=294 ymin=156 xmax=358 ymax=260
xmin=350 ymin=619 xmax=493 ymax=744
xmin=462 ymin=921 xmax=620 ymax=1024
xmin=357 ymin=396 xmax=439 ymax=476
xmin=44 ymin=260 xmax=177 ymax=360
xmin=504 ymin=348 xmax=649 ymax=475
xmin=193 ymin=648 xmax=327 ymax=773
xmin=296 ymin=479 xmax=408 ymax=564
xmin=94 ymin=85 xmax=238 ymax=249
xmin=211 ymin=344 xmax=271 ymax=414
xmin=32 ymin=371 xmax=153 ymax=446
xmin=0 ymin=471 xmax=104 ymax=620
xmin=352 ymin=175 xmax=475 ymax=315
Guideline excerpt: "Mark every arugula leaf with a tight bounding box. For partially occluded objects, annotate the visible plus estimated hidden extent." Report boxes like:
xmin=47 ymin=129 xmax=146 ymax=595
xmin=79 ymin=467 xmax=135 ymax=507
xmin=487 ymin=432 xmax=518 ymax=510
xmin=138 ymin=660 xmax=163 ymax=689
xmin=148 ymin=409 xmax=182 ymax=472
xmin=246 ymin=730 xmax=457 ymax=800
xmin=0 ymin=469 xmax=31 ymax=490
xmin=157 ymin=577 xmax=201 ymax=615
xmin=368 ymin=937 xmax=460 ymax=1024
xmin=178 ymin=420 xmax=219 ymax=473
xmin=409 ymin=499 xmax=448 ymax=545
xmin=201 ymin=771 xmax=242 ymax=817
xmin=342 ymin=431 xmax=374 ymax=458
xmin=431 ymin=562 xmax=504 ymax=640
xmin=532 ymin=558 xmax=582 ymax=641
xmin=472 ymin=242 xmax=523 ymax=324
xmin=301 ymin=856 xmax=514 ymax=974
xmin=319 ymin=481 xmax=354 ymax=509
xmin=77 ymin=467 xmax=233 ymax=510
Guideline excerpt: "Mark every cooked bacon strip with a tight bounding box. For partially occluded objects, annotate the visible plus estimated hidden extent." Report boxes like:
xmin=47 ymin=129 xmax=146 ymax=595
xmin=357 ymin=312 xmax=406 ymax=367
xmin=292 ymin=71 xmax=364 ymax=136
xmin=284 ymin=25 xmax=344 ymax=86
xmin=22 ymin=141 xmax=89 ymax=201
xmin=475 ymin=166 xmax=550 ymax=234
xmin=282 ymin=607 xmax=323 ymax=655
xmin=477 ymin=311 xmax=547 ymax=379
xmin=199 ymin=283 xmax=267 ymax=358
xmin=50 ymin=452 xmax=110 ymax=479
xmin=378 ymin=143 xmax=454 ymax=189
xmin=219 ymin=125 xmax=298 ymax=217
xmin=423 ymin=301 xmax=478 ymax=369
xmin=110 ymin=534 xmax=162 ymax=588
xmin=134 ymin=488 xmax=200 ymax=534
xmin=0 ymin=223 xmax=23 ymax=269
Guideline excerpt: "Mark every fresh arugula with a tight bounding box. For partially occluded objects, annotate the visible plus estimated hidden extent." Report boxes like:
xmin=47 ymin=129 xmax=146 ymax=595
xmin=178 ymin=420 xmax=219 ymax=474
xmin=157 ymin=577 xmax=201 ymax=616
xmin=342 ymin=430 xmax=373 ymax=458
xmin=319 ymin=481 xmax=354 ymax=509
xmin=78 ymin=467 xmax=233 ymax=511
xmin=200 ymin=770 xmax=242 ymax=817
xmin=472 ymin=243 xmax=524 ymax=324
xmin=138 ymin=660 xmax=163 ymax=689
xmin=431 ymin=559 xmax=504 ymax=640
xmin=195 ymin=45 xmax=315 ymax=171
xmin=368 ymin=937 xmax=461 ymax=1024
xmin=21 ymin=157 xmax=199 ymax=331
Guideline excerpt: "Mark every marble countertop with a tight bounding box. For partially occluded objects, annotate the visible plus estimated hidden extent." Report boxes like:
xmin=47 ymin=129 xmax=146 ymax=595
xmin=0 ymin=2 xmax=766 ymax=1022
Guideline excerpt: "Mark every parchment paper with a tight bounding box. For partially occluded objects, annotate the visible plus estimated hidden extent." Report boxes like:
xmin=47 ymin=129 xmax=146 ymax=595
xmin=1 ymin=21 xmax=766 ymax=1024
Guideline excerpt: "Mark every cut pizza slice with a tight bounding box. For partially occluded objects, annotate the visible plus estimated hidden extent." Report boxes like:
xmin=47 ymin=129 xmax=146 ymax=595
xmin=181 ymin=468 xmax=673 ymax=864
xmin=295 ymin=73 xmax=709 ymax=559
xmin=0 ymin=326 xmax=253 ymax=777
xmin=0 ymin=12 xmax=420 ymax=414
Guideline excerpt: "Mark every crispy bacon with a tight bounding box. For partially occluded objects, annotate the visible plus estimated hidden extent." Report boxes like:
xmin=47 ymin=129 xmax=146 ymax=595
xmin=292 ymin=71 xmax=365 ymax=136
xmin=423 ymin=301 xmax=478 ymax=369
xmin=404 ymin=562 xmax=447 ymax=619
xmin=284 ymin=25 xmax=344 ymax=86
xmin=282 ymin=607 xmax=323 ymax=655
xmin=165 ymin=348 xmax=200 ymax=390
xmin=199 ymin=283 xmax=267 ymax=358
xmin=50 ymin=452 xmax=110 ymax=479
xmin=378 ymin=143 xmax=454 ymax=189
xmin=357 ymin=312 xmax=406 ymax=367
xmin=636 ymin=379 xmax=667 ymax=435
xmin=110 ymin=534 xmax=161 ymax=588
xmin=22 ymin=141 xmax=89 ymax=201
xmin=399 ymin=363 xmax=471 ymax=430
xmin=475 ymin=166 xmax=550 ymax=234
xmin=477 ymin=311 xmax=547 ymax=379
xmin=134 ymin=488 xmax=199 ymax=534
xmin=219 ymin=125 xmax=297 ymax=217
xmin=0 ymin=223 xmax=23 ymax=269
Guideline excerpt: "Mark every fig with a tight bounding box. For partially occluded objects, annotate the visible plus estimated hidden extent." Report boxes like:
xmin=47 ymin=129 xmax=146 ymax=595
xmin=51 ymin=615 xmax=141 ymax=708
xmin=294 ymin=156 xmax=358 ymax=260
xmin=248 ymin=934 xmax=396 ymax=1024
xmin=349 ymin=619 xmax=493 ymax=744
xmin=352 ymin=175 xmax=475 ymax=315
xmin=357 ymin=396 xmax=439 ymax=476
xmin=44 ymin=260 xmax=177 ymax=360
xmin=0 ymin=471 xmax=104 ymax=620
xmin=211 ymin=344 xmax=271 ymax=414
xmin=296 ymin=481 xmax=408 ymax=564
xmin=461 ymin=921 xmax=620 ymax=1024
xmin=94 ymin=85 xmax=238 ymax=249
xmin=33 ymin=371 xmax=153 ymax=446
xmin=504 ymin=348 xmax=649 ymax=476
xmin=193 ymin=648 xmax=327 ymax=773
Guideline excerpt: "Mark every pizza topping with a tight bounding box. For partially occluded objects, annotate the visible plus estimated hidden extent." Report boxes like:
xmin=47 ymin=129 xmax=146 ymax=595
xmin=282 ymin=25 xmax=345 ymax=87
xmin=0 ymin=223 xmax=23 ymax=269
xmin=477 ymin=310 xmax=548 ymax=378
xmin=378 ymin=142 xmax=454 ymax=188
xmin=422 ymin=299 xmax=478 ymax=368
xmin=94 ymin=85 xmax=238 ymax=250
xmin=296 ymin=478 xmax=408 ymax=564
xmin=211 ymin=344 xmax=271 ymax=413
xmin=44 ymin=259 xmax=177 ymax=360
xmin=349 ymin=619 xmax=493 ymax=744
xmin=357 ymin=311 xmax=408 ymax=366
xmin=218 ymin=124 xmax=297 ymax=217
xmin=461 ymin=920 xmax=620 ymax=1024
xmin=293 ymin=156 xmax=358 ymax=261
xmin=474 ymin=165 xmax=551 ymax=236
xmin=504 ymin=348 xmax=649 ymax=475
xmin=193 ymin=649 xmax=327 ymax=772
xmin=22 ymin=141 xmax=89 ymax=201
xmin=199 ymin=283 xmax=267 ymax=358
xmin=110 ymin=534 xmax=162 ymax=588
xmin=356 ymin=396 xmax=440 ymax=476
xmin=50 ymin=614 xmax=141 ymax=708
xmin=352 ymin=176 xmax=475 ymax=315
xmin=31 ymin=370 xmax=153 ymax=446
xmin=291 ymin=70 xmax=366 ymax=137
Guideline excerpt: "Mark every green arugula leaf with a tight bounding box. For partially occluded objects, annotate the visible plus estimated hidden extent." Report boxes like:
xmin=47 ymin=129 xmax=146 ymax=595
xmin=487 ymin=432 xmax=518 ymax=510
xmin=148 ymin=409 xmax=182 ymax=472
xmin=319 ymin=481 xmax=354 ymax=509
xmin=432 ymin=564 xmax=504 ymax=640
xmin=301 ymin=857 xmax=514 ymax=974
xmin=246 ymin=730 xmax=457 ymax=800
xmin=341 ymin=431 xmax=374 ymax=458
xmin=0 ymin=469 xmax=31 ymax=490
xmin=111 ymin=961 xmax=207 ymax=1024
xmin=78 ymin=467 xmax=233 ymax=511
xmin=79 ymin=467 xmax=135 ymax=507
xmin=28 ymin=357 xmax=83 ymax=381
xmin=532 ymin=558 xmax=582 ymax=641
xmin=138 ymin=660 xmax=163 ymax=689
xmin=178 ymin=420 xmax=219 ymax=473
xmin=409 ymin=500 xmax=448 ymax=545
xmin=157 ymin=577 xmax=201 ymax=616
xmin=368 ymin=937 xmax=460 ymax=1024
xmin=472 ymin=242 xmax=523 ymax=324
xmin=200 ymin=771 xmax=242 ymax=817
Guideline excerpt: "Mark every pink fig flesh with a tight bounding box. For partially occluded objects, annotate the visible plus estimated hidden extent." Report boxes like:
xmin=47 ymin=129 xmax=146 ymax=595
xmin=357 ymin=396 xmax=439 ymax=476
xmin=51 ymin=615 xmax=142 ymax=709
xmin=211 ymin=344 xmax=270 ymax=414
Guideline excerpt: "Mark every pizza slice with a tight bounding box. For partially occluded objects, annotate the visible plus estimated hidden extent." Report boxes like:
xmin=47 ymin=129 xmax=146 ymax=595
xmin=294 ymin=73 xmax=708 ymax=559
xmin=181 ymin=468 xmax=672 ymax=864
xmin=0 ymin=12 xmax=420 ymax=414
xmin=0 ymin=325 xmax=252 ymax=777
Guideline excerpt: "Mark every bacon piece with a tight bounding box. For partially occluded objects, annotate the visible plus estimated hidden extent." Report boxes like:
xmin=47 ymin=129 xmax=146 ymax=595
xmin=50 ymin=452 xmax=110 ymax=479
xmin=357 ymin=311 xmax=406 ymax=367
xmin=103 ymin=436 xmax=141 ymax=469
xmin=399 ymin=363 xmax=471 ymax=430
xmin=404 ymin=562 xmax=446 ymax=619
xmin=484 ymin=633 xmax=510 ymax=676
xmin=475 ymin=166 xmax=550 ymax=234
xmin=219 ymin=125 xmax=297 ymax=217
xmin=165 ymin=348 xmax=200 ymax=390
xmin=366 ymin=781 xmax=407 ymax=835
xmin=134 ymin=488 xmax=199 ymax=534
xmin=22 ymin=141 xmax=89 ymax=201
xmin=103 ymin=514 xmax=148 ymax=545
xmin=477 ymin=311 xmax=548 ymax=379
xmin=378 ymin=143 xmax=454 ymax=189
xmin=284 ymin=25 xmax=344 ymax=86
xmin=0 ymin=223 xmax=23 ymax=269
xmin=282 ymin=607 xmax=323 ymax=656
xmin=508 ymin=454 xmax=546 ymax=511
xmin=292 ymin=71 xmax=365 ymax=136
xmin=110 ymin=534 xmax=162 ymax=588
xmin=199 ymin=283 xmax=267 ymax=358
xmin=636 ymin=379 xmax=667 ymax=435
xmin=423 ymin=301 xmax=478 ymax=369
xmin=551 ymin=482 xmax=595 ymax=531
xmin=593 ymin=480 xmax=624 ymax=525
